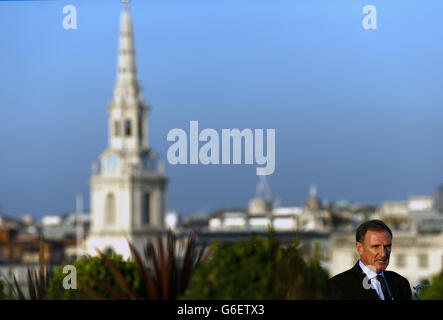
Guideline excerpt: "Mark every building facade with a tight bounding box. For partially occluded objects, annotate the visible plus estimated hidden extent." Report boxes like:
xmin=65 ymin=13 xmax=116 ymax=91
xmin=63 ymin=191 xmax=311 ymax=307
xmin=208 ymin=198 xmax=332 ymax=233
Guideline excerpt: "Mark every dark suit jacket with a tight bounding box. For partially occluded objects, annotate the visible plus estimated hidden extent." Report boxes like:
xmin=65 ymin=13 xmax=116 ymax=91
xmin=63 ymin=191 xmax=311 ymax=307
xmin=325 ymin=262 xmax=412 ymax=300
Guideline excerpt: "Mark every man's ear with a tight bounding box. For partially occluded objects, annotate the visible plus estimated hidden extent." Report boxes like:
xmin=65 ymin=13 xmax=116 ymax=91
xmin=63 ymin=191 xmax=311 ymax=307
xmin=356 ymin=241 xmax=363 ymax=256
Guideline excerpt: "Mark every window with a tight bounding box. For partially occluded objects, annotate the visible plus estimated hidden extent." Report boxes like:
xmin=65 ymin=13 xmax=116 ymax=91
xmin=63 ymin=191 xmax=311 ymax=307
xmin=114 ymin=121 xmax=121 ymax=137
xmin=142 ymin=193 xmax=150 ymax=225
xmin=138 ymin=114 xmax=143 ymax=142
xmin=125 ymin=120 xmax=132 ymax=136
xmin=418 ymin=254 xmax=429 ymax=269
xmin=396 ymin=254 xmax=406 ymax=268
xmin=105 ymin=193 xmax=116 ymax=225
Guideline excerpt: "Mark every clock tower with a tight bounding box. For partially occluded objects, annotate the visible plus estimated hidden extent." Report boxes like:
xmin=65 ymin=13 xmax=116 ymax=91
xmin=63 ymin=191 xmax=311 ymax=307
xmin=85 ymin=1 xmax=167 ymax=258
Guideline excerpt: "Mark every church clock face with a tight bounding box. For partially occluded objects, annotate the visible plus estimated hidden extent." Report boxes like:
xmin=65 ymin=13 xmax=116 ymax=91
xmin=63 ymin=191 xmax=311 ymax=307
xmin=106 ymin=154 xmax=118 ymax=171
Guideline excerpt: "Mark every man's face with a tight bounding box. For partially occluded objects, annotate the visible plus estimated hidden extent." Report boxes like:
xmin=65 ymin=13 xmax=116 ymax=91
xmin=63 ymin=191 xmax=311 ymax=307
xmin=356 ymin=230 xmax=392 ymax=273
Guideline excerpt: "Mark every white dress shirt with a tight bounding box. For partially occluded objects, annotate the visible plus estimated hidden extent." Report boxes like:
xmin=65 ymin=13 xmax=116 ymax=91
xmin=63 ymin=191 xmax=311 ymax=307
xmin=359 ymin=260 xmax=392 ymax=300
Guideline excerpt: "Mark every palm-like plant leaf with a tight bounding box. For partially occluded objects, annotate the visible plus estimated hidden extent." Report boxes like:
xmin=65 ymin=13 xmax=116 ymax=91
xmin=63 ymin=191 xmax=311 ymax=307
xmin=96 ymin=248 xmax=140 ymax=300
xmin=12 ymin=274 xmax=25 ymax=300
xmin=77 ymin=281 xmax=108 ymax=300
xmin=179 ymin=233 xmax=196 ymax=293
xmin=4 ymin=237 xmax=50 ymax=300
xmin=26 ymin=265 xmax=37 ymax=300
xmin=155 ymin=234 xmax=168 ymax=299
xmin=82 ymin=230 xmax=208 ymax=300
xmin=127 ymin=241 xmax=158 ymax=300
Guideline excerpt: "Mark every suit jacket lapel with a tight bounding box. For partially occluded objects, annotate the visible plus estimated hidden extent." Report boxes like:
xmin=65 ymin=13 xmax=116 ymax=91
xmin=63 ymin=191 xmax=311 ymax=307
xmin=383 ymin=272 xmax=396 ymax=300
xmin=351 ymin=261 xmax=380 ymax=300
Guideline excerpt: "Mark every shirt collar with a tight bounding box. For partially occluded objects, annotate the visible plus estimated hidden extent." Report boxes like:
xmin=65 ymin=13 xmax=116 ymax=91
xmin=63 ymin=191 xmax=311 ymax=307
xmin=359 ymin=259 xmax=385 ymax=280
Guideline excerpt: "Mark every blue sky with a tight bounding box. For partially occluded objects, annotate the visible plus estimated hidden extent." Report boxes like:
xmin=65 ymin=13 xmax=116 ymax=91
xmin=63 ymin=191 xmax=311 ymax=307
xmin=1 ymin=0 xmax=443 ymax=218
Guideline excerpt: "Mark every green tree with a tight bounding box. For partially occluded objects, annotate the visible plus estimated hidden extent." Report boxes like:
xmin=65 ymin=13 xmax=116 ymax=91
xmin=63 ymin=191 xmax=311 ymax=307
xmin=45 ymin=254 xmax=143 ymax=300
xmin=421 ymin=272 xmax=443 ymax=300
xmin=277 ymin=241 xmax=329 ymax=299
xmin=181 ymin=232 xmax=328 ymax=300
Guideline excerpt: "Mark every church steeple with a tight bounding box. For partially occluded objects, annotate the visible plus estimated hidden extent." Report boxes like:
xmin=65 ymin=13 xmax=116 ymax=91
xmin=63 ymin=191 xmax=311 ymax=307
xmin=86 ymin=0 xmax=168 ymax=260
xmin=114 ymin=0 xmax=140 ymax=101
xmin=107 ymin=0 xmax=149 ymax=153
xmin=307 ymin=183 xmax=321 ymax=211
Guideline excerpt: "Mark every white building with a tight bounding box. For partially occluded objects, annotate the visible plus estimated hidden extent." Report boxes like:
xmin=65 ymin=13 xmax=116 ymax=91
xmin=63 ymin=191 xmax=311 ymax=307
xmin=85 ymin=2 xmax=167 ymax=259
xmin=408 ymin=196 xmax=434 ymax=212
xmin=208 ymin=198 xmax=331 ymax=232
xmin=376 ymin=196 xmax=435 ymax=220
xmin=376 ymin=201 xmax=409 ymax=219
xmin=41 ymin=213 xmax=89 ymax=240
xmin=374 ymin=194 xmax=443 ymax=232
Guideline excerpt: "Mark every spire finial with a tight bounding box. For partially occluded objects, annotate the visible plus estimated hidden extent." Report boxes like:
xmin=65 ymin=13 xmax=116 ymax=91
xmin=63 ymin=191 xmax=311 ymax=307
xmin=309 ymin=183 xmax=318 ymax=198
xmin=115 ymin=0 xmax=139 ymax=99
xmin=256 ymin=176 xmax=272 ymax=200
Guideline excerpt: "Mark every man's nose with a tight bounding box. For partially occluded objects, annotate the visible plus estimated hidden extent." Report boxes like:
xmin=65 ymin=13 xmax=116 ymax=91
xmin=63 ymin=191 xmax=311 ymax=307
xmin=381 ymin=247 xmax=389 ymax=257
xmin=377 ymin=248 xmax=385 ymax=257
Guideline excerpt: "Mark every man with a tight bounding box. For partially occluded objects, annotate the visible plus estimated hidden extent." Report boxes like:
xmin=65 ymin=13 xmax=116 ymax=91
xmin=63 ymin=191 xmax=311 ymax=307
xmin=325 ymin=220 xmax=412 ymax=300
